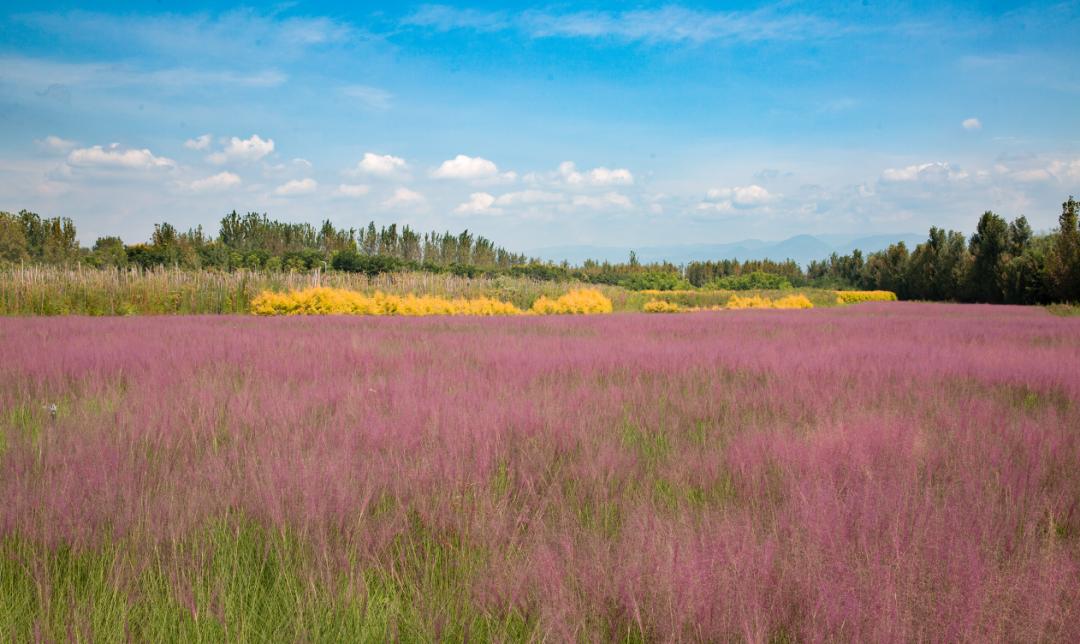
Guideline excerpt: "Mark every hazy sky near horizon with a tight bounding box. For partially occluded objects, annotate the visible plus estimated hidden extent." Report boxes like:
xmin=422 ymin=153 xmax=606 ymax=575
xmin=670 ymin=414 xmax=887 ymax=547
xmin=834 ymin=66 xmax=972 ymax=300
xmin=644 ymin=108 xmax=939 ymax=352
xmin=1 ymin=1 xmax=1078 ymax=249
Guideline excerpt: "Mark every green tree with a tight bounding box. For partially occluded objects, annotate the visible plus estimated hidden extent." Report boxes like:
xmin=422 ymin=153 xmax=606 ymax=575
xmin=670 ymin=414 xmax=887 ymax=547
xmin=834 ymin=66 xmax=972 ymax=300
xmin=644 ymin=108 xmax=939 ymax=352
xmin=1008 ymin=216 xmax=1033 ymax=256
xmin=91 ymin=236 xmax=128 ymax=268
xmin=0 ymin=211 xmax=29 ymax=263
xmin=1047 ymin=196 xmax=1080 ymax=302
xmin=967 ymin=211 xmax=1009 ymax=303
xmin=861 ymin=242 xmax=909 ymax=297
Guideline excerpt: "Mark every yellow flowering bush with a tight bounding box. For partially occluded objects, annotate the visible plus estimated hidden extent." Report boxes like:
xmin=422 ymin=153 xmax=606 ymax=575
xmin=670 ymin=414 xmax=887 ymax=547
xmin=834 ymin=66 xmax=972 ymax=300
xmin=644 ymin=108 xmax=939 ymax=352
xmin=252 ymin=287 xmax=615 ymax=316
xmin=835 ymin=290 xmax=898 ymax=304
xmin=643 ymin=299 xmax=685 ymax=313
xmin=530 ymin=289 xmax=613 ymax=315
xmin=772 ymin=294 xmax=814 ymax=309
xmin=251 ymin=287 xmax=523 ymax=316
xmin=724 ymin=294 xmax=814 ymax=310
xmin=725 ymin=294 xmax=774 ymax=309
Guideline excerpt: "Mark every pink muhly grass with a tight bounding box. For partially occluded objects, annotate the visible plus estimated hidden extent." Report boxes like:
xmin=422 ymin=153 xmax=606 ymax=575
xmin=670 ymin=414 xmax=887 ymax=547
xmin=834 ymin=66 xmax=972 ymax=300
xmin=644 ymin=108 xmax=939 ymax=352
xmin=0 ymin=302 xmax=1078 ymax=640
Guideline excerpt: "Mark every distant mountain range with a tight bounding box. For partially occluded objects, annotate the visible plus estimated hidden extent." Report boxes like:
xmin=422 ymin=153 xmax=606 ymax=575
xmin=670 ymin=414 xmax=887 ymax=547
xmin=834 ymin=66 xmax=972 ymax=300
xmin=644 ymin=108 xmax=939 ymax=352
xmin=528 ymin=233 xmax=927 ymax=267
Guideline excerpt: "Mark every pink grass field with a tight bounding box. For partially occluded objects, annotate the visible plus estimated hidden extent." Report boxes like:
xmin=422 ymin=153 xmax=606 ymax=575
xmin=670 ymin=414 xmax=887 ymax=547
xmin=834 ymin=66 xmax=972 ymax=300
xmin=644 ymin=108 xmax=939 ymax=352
xmin=2 ymin=302 xmax=1079 ymax=641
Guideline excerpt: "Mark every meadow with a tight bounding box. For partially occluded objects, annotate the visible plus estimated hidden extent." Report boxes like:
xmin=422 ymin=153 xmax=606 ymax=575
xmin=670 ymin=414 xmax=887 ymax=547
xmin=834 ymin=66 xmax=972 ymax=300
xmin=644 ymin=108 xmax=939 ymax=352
xmin=2 ymin=303 xmax=1078 ymax=641
xmin=0 ymin=266 xmax=856 ymax=316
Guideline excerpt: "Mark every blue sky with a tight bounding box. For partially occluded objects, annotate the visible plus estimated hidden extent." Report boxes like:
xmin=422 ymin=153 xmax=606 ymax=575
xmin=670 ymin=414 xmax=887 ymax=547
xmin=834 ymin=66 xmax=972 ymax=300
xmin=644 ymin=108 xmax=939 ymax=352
xmin=1 ymin=1 xmax=1078 ymax=251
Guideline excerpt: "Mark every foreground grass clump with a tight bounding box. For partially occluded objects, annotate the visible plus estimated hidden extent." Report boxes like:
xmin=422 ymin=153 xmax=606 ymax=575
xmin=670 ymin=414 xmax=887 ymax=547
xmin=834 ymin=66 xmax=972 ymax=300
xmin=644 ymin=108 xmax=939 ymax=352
xmin=251 ymin=287 xmax=523 ymax=316
xmin=836 ymin=290 xmax=899 ymax=304
xmin=2 ymin=304 xmax=1079 ymax=640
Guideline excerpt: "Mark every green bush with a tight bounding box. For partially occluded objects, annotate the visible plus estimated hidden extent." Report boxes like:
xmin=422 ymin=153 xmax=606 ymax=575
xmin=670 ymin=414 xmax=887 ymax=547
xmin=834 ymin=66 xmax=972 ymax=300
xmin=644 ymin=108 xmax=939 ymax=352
xmin=708 ymin=271 xmax=792 ymax=291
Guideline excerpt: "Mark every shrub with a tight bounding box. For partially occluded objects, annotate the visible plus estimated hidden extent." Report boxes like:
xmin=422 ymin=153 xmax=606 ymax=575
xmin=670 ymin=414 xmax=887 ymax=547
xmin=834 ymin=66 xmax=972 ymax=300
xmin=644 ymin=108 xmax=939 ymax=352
xmin=643 ymin=299 xmax=685 ymax=313
xmin=772 ymin=294 xmax=814 ymax=309
xmin=725 ymin=294 xmax=774 ymax=309
xmin=620 ymin=271 xmax=691 ymax=291
xmin=530 ymin=289 xmax=613 ymax=314
xmin=251 ymin=287 xmax=616 ymax=316
xmin=251 ymin=287 xmax=522 ymax=316
xmin=709 ymin=271 xmax=793 ymax=291
xmin=725 ymin=293 xmax=814 ymax=310
xmin=835 ymin=290 xmax=898 ymax=304
xmin=331 ymin=252 xmax=401 ymax=276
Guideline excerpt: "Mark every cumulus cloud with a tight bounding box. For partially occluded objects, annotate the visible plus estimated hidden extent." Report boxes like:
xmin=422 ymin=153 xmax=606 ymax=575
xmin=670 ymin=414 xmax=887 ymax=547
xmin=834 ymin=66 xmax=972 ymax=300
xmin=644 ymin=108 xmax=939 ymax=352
xmin=382 ymin=187 xmax=425 ymax=208
xmin=880 ymin=162 xmax=968 ymax=183
xmin=352 ymin=152 xmax=408 ymax=177
xmin=962 ymin=117 xmax=982 ymax=131
xmin=189 ymin=171 xmax=240 ymax=192
xmin=432 ymin=154 xmax=515 ymax=182
xmin=558 ymin=161 xmax=633 ymax=186
xmin=272 ymin=178 xmax=317 ymax=196
xmin=336 ymin=183 xmax=371 ymax=197
xmin=67 ymin=143 xmax=175 ymax=170
xmin=1049 ymin=159 xmax=1080 ymax=180
xmin=454 ymin=192 xmax=502 ymax=215
xmin=184 ymin=134 xmax=212 ymax=150
xmin=208 ymin=134 xmax=275 ymax=164
xmin=37 ymin=135 xmax=76 ymax=153
xmin=702 ymin=184 xmax=775 ymax=210
xmin=494 ymin=190 xmax=566 ymax=206
xmin=995 ymin=158 xmax=1080 ymax=183
xmin=570 ymin=192 xmax=632 ymax=210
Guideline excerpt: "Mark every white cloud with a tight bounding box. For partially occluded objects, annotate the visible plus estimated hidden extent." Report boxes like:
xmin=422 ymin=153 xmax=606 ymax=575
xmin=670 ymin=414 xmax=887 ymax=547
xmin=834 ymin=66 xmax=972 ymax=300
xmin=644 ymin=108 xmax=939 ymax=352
xmin=704 ymin=184 xmax=774 ymax=208
xmin=1049 ymin=159 xmax=1080 ymax=180
xmin=403 ymin=6 xmax=837 ymax=45
xmin=0 ymin=55 xmax=287 ymax=91
xmin=336 ymin=183 xmax=371 ymax=197
xmin=432 ymin=154 xmax=515 ymax=181
xmin=67 ymin=144 xmax=175 ymax=170
xmin=1010 ymin=168 xmax=1053 ymax=182
xmin=696 ymin=200 xmax=735 ymax=213
xmin=494 ymin=190 xmax=566 ymax=206
xmin=454 ymin=192 xmax=502 ymax=215
xmin=189 ymin=171 xmax=240 ymax=192
xmin=880 ymin=162 xmax=968 ymax=183
xmin=342 ymin=85 xmax=393 ymax=110
xmin=16 ymin=10 xmax=353 ymax=63
xmin=558 ymin=161 xmax=634 ymax=186
xmin=272 ymin=178 xmax=317 ymax=196
xmin=353 ymin=152 xmax=408 ymax=177
xmin=184 ymin=134 xmax=212 ymax=150
xmin=37 ymin=135 xmax=76 ymax=153
xmin=208 ymin=134 xmax=275 ymax=164
xmin=570 ymin=192 xmax=632 ymax=210
xmin=382 ymin=187 xmax=425 ymax=208
xmin=962 ymin=117 xmax=982 ymax=131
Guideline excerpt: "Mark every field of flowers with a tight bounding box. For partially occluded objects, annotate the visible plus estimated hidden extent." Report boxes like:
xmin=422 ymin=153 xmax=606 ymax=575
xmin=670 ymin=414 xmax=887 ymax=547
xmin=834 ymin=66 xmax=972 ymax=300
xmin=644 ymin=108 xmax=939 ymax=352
xmin=2 ymin=303 xmax=1079 ymax=641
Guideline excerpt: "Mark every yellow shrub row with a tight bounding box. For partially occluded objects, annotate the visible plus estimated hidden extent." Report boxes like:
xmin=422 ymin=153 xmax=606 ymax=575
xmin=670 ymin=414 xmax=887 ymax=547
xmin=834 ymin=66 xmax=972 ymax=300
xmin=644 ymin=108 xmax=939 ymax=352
xmin=250 ymin=287 xmax=613 ymax=316
xmin=835 ymin=290 xmax=898 ymax=304
xmin=643 ymin=293 xmax=814 ymax=313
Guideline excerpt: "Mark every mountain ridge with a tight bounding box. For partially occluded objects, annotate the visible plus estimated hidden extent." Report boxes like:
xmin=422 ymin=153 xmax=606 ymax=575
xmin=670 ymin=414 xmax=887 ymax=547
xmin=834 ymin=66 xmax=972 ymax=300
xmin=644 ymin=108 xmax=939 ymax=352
xmin=528 ymin=233 xmax=927 ymax=267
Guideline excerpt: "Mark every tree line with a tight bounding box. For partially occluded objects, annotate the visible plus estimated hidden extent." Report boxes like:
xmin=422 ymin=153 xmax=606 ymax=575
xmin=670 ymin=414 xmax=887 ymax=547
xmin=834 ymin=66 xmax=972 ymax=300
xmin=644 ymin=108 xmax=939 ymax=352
xmin=0 ymin=210 xmax=529 ymax=275
xmin=1 ymin=197 xmax=1078 ymax=304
